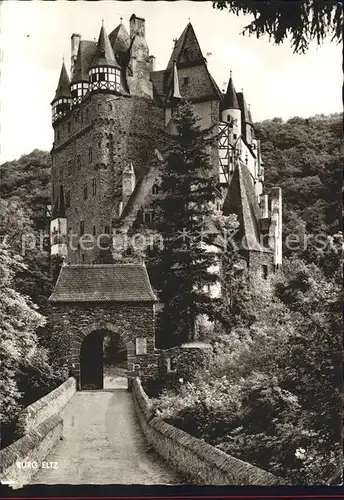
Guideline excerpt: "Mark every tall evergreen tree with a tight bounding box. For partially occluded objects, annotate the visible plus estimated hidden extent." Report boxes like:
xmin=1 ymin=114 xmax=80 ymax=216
xmin=154 ymin=101 xmax=221 ymax=347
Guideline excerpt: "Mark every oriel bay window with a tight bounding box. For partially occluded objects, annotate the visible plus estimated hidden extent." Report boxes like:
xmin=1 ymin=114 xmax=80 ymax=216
xmin=71 ymin=82 xmax=89 ymax=106
xmin=89 ymin=67 xmax=121 ymax=93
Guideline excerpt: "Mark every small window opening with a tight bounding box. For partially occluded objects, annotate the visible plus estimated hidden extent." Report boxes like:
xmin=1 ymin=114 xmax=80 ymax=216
xmin=262 ymin=265 xmax=268 ymax=280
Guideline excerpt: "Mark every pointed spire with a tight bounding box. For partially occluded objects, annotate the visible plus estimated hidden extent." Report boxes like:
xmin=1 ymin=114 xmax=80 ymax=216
xmin=91 ymin=23 xmax=119 ymax=68
xmin=53 ymin=61 xmax=71 ymax=101
xmin=222 ymin=76 xmax=240 ymax=110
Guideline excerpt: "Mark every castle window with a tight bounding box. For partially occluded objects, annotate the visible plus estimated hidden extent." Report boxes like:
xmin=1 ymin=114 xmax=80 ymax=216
xmin=80 ymin=220 xmax=84 ymax=236
xmin=81 ymin=111 xmax=83 ymax=123
xmin=143 ymin=211 xmax=153 ymax=224
xmin=262 ymin=265 xmax=268 ymax=280
xmin=68 ymin=122 xmax=71 ymax=133
xmin=86 ymin=108 xmax=89 ymax=120
xmin=98 ymin=141 xmax=101 ymax=148
xmin=66 ymin=191 xmax=70 ymax=208
xmin=67 ymin=160 xmax=72 ymax=176
xmin=92 ymin=178 xmax=97 ymax=196
xmin=108 ymin=104 xmax=112 ymax=111
xmin=106 ymin=142 xmax=110 ymax=148
xmin=56 ymin=129 xmax=60 ymax=141
xmin=183 ymin=77 xmax=189 ymax=86
xmin=83 ymin=183 xmax=88 ymax=200
xmin=104 ymin=225 xmax=110 ymax=234
xmin=88 ymin=147 xmax=92 ymax=163
xmin=77 ymin=154 xmax=81 ymax=170
xmin=82 ymin=253 xmax=85 ymax=262
xmin=92 ymin=225 xmax=96 ymax=236
xmin=152 ymin=184 xmax=159 ymax=195
xmin=233 ymin=134 xmax=237 ymax=139
xmin=97 ymin=103 xmax=102 ymax=111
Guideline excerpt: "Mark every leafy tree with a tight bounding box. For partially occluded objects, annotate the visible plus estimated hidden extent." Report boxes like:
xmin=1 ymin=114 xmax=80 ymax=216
xmin=154 ymin=101 xmax=221 ymax=346
xmin=212 ymin=0 xmax=342 ymax=53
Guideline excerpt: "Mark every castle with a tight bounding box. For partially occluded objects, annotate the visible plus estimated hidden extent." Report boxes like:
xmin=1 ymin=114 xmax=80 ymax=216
xmin=48 ymin=15 xmax=282 ymax=389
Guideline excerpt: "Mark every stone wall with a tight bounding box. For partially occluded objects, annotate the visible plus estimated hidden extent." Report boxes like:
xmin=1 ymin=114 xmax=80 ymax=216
xmin=52 ymin=93 xmax=164 ymax=264
xmin=158 ymin=342 xmax=213 ymax=389
xmin=0 ymin=415 xmax=63 ymax=488
xmin=15 ymin=378 xmax=76 ymax=438
xmin=48 ymin=302 xmax=158 ymax=387
xmin=132 ymin=378 xmax=287 ymax=485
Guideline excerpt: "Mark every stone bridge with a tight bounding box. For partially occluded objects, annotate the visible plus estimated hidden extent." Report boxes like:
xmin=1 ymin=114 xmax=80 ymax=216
xmin=0 ymin=371 xmax=286 ymax=487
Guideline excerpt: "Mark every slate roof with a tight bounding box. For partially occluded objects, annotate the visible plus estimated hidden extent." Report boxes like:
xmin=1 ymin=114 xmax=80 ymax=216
xmin=109 ymin=23 xmax=131 ymax=67
xmin=161 ymin=23 xmax=222 ymax=103
xmin=71 ymin=40 xmax=97 ymax=83
xmin=166 ymin=23 xmax=205 ymax=69
xmin=222 ymin=163 xmax=272 ymax=252
xmin=49 ymin=264 xmax=157 ymax=302
xmin=53 ymin=62 xmax=71 ymax=101
xmin=221 ymin=78 xmax=240 ymax=110
xmin=90 ymin=24 xmax=120 ymax=68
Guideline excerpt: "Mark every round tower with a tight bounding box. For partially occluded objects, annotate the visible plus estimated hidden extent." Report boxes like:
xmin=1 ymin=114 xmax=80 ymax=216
xmin=88 ymin=22 xmax=122 ymax=95
xmin=221 ymin=73 xmax=241 ymax=139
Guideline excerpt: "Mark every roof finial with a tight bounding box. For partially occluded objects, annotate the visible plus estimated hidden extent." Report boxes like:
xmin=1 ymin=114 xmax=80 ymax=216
xmin=188 ymin=17 xmax=190 ymax=22
xmin=120 ymin=16 xmax=123 ymax=24
xmin=102 ymin=18 xmax=104 ymax=27
xmin=241 ymin=87 xmax=244 ymax=93
xmin=230 ymin=69 xmax=232 ymax=78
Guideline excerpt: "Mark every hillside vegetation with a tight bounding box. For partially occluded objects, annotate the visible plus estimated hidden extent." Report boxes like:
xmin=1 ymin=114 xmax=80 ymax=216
xmin=150 ymin=113 xmax=342 ymax=484
xmin=0 ymin=113 xmax=342 ymax=478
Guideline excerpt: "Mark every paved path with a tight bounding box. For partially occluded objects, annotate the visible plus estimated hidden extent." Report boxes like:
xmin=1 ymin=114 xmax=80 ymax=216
xmin=31 ymin=376 xmax=181 ymax=485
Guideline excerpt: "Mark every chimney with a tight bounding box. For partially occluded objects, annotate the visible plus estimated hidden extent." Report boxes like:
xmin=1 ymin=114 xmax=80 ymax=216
xmin=149 ymin=55 xmax=156 ymax=72
xmin=260 ymin=194 xmax=269 ymax=219
xmin=268 ymin=187 xmax=282 ymax=267
xmin=129 ymin=14 xmax=145 ymax=39
xmin=71 ymin=33 xmax=81 ymax=76
xmin=122 ymin=163 xmax=136 ymax=207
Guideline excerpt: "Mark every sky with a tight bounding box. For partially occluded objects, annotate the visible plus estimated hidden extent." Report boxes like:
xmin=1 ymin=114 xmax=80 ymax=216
xmin=0 ymin=1 xmax=341 ymax=163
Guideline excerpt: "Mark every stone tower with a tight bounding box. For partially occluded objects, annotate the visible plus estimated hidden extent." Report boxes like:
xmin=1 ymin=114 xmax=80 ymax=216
xmin=50 ymin=13 xmax=282 ymax=276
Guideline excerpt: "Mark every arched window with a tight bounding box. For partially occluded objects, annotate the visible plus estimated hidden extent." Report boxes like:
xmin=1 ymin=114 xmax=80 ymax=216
xmin=108 ymin=103 xmax=112 ymax=111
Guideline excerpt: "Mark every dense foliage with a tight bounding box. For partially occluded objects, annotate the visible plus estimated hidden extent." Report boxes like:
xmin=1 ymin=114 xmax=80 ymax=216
xmin=212 ymin=1 xmax=342 ymax=53
xmin=150 ymin=102 xmax=224 ymax=346
xmin=151 ymin=113 xmax=343 ymax=484
xmin=0 ymin=150 xmax=66 ymax=447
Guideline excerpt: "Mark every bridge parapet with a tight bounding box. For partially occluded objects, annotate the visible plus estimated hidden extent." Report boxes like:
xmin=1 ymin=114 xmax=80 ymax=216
xmin=15 ymin=377 xmax=76 ymax=438
xmin=132 ymin=377 xmax=289 ymax=485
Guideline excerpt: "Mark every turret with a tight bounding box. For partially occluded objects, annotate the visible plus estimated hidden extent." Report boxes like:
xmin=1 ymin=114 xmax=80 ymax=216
xmin=51 ymin=61 xmax=71 ymax=124
xmin=89 ymin=22 xmax=122 ymax=95
xmin=221 ymin=73 xmax=241 ymax=139
xmin=70 ymin=39 xmax=92 ymax=107
xmin=50 ymin=185 xmax=68 ymax=258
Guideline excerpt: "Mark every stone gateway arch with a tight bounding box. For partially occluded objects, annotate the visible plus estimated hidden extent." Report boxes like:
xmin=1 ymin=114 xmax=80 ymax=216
xmin=48 ymin=263 xmax=159 ymax=390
